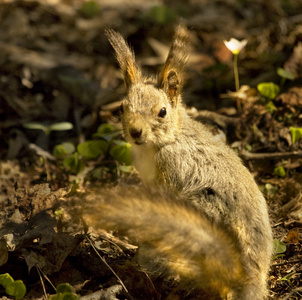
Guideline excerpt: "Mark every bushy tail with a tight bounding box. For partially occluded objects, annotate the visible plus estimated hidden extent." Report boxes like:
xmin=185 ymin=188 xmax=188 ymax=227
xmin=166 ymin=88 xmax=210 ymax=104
xmin=84 ymin=185 xmax=245 ymax=299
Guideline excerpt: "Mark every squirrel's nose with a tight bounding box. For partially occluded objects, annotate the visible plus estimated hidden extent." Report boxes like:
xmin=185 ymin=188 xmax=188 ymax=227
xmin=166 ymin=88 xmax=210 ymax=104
xmin=129 ymin=128 xmax=142 ymax=139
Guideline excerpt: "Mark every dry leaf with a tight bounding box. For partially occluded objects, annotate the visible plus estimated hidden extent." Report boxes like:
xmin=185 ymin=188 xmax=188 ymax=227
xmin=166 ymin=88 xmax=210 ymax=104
xmin=284 ymin=230 xmax=299 ymax=244
xmin=23 ymin=249 xmax=46 ymax=272
xmin=0 ymin=240 xmax=8 ymax=266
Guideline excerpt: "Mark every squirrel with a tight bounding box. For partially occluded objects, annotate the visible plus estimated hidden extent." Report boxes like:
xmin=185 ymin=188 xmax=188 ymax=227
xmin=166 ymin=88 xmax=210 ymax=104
xmin=85 ymin=26 xmax=273 ymax=300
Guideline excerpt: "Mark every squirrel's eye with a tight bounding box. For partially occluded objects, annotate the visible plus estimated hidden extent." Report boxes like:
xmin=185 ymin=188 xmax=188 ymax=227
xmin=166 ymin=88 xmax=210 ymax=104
xmin=158 ymin=107 xmax=166 ymax=118
xmin=119 ymin=104 xmax=124 ymax=114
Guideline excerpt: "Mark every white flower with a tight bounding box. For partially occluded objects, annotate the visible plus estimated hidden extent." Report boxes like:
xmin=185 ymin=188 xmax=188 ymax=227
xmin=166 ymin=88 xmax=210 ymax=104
xmin=224 ymin=38 xmax=248 ymax=55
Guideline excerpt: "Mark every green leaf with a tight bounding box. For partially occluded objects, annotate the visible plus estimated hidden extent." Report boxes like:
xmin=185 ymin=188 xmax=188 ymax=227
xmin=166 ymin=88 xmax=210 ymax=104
xmin=0 ymin=273 xmax=14 ymax=287
xmin=63 ymin=153 xmax=85 ymax=174
xmin=261 ymin=183 xmax=278 ymax=199
xmin=265 ymin=101 xmax=277 ymax=114
xmin=257 ymin=82 xmax=280 ymax=100
xmin=277 ymin=68 xmax=295 ymax=80
xmin=56 ymin=283 xmax=75 ymax=294
xmin=93 ymin=124 xmax=121 ymax=141
xmin=289 ymin=126 xmax=302 ymax=144
xmin=273 ymin=239 xmax=286 ymax=255
xmin=119 ymin=165 xmax=133 ymax=173
xmin=277 ymin=271 xmax=295 ymax=283
xmin=50 ymin=294 xmax=78 ymax=300
xmin=245 ymin=144 xmax=252 ymax=152
xmin=49 ymin=122 xmax=73 ymax=132
xmin=147 ymin=6 xmax=177 ymax=24
xmin=23 ymin=122 xmax=47 ymax=133
xmin=77 ymin=140 xmax=108 ymax=159
xmin=97 ymin=123 xmax=115 ymax=135
xmin=53 ymin=143 xmax=75 ymax=158
xmin=54 ymin=207 xmax=65 ymax=217
xmin=274 ymin=166 xmax=286 ymax=178
xmin=81 ymin=0 xmax=100 ymax=18
xmin=6 ymin=280 xmax=26 ymax=299
xmin=110 ymin=141 xmax=132 ymax=165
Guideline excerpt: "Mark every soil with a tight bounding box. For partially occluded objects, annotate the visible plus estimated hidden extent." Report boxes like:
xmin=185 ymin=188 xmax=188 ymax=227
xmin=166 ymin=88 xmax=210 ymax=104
xmin=0 ymin=0 xmax=302 ymax=299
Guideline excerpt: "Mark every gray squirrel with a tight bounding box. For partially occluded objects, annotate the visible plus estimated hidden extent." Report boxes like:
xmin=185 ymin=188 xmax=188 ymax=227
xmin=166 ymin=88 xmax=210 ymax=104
xmin=86 ymin=25 xmax=273 ymax=300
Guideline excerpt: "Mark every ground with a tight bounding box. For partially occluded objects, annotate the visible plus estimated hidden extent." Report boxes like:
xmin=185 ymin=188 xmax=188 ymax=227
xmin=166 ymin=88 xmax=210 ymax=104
xmin=0 ymin=0 xmax=302 ymax=299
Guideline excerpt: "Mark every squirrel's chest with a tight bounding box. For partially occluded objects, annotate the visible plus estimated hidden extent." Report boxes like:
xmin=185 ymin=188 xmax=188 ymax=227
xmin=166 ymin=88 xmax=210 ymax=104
xmin=131 ymin=144 xmax=158 ymax=185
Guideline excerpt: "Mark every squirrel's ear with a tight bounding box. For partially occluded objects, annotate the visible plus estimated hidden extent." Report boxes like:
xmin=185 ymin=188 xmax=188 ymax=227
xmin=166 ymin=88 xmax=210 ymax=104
xmin=159 ymin=69 xmax=182 ymax=105
xmin=105 ymin=29 xmax=142 ymax=89
xmin=158 ymin=25 xmax=189 ymax=105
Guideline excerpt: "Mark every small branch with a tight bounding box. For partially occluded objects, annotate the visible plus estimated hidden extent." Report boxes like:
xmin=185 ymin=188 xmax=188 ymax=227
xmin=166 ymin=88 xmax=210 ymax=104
xmin=240 ymin=150 xmax=302 ymax=161
xmin=280 ymin=287 xmax=302 ymax=300
xmin=36 ymin=265 xmax=56 ymax=299
xmin=29 ymin=143 xmax=56 ymax=161
xmin=36 ymin=267 xmax=48 ymax=300
xmin=87 ymin=236 xmax=133 ymax=300
xmin=80 ymin=285 xmax=123 ymax=300
xmin=272 ymin=259 xmax=302 ymax=267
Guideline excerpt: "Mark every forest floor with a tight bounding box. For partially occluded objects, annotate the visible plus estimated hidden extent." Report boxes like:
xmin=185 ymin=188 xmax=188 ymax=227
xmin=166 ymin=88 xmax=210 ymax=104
xmin=0 ymin=0 xmax=302 ymax=299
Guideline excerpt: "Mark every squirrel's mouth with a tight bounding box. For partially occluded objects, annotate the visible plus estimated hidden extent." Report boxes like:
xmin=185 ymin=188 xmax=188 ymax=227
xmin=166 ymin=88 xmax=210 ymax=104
xmin=134 ymin=140 xmax=145 ymax=145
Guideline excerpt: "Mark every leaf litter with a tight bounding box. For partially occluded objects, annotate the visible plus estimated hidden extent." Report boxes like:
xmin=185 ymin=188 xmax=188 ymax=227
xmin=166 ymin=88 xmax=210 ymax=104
xmin=0 ymin=0 xmax=302 ymax=299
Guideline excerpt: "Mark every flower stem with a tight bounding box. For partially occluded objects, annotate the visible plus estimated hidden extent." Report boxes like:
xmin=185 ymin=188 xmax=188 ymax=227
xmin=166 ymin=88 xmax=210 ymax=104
xmin=233 ymin=53 xmax=239 ymax=92
xmin=233 ymin=53 xmax=241 ymax=112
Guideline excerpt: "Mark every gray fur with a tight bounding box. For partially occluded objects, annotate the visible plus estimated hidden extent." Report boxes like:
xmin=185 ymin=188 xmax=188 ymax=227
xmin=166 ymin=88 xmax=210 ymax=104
xmin=103 ymin=26 xmax=273 ymax=299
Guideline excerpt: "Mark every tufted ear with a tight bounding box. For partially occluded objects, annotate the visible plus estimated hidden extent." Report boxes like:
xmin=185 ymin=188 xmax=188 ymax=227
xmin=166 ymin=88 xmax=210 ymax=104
xmin=158 ymin=25 xmax=189 ymax=106
xmin=160 ymin=69 xmax=182 ymax=104
xmin=105 ymin=29 xmax=142 ymax=89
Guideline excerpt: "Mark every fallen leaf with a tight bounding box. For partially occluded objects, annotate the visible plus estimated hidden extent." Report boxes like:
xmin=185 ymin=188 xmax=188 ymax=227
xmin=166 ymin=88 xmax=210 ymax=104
xmin=284 ymin=230 xmax=299 ymax=244
xmin=22 ymin=249 xmax=46 ymax=272
xmin=0 ymin=240 xmax=8 ymax=266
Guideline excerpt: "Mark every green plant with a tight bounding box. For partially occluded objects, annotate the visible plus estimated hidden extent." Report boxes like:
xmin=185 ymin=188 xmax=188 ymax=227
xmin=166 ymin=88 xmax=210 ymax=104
xmin=265 ymin=101 xmax=277 ymax=114
xmin=23 ymin=122 xmax=73 ymax=136
xmin=81 ymin=0 xmax=100 ymax=18
xmin=50 ymin=283 xmax=80 ymax=300
xmin=23 ymin=121 xmax=73 ymax=152
xmin=0 ymin=273 xmax=26 ymax=299
xmin=277 ymin=271 xmax=296 ymax=283
xmin=257 ymin=82 xmax=280 ymax=100
xmin=277 ymin=67 xmax=294 ymax=88
xmin=289 ymin=126 xmax=302 ymax=144
xmin=274 ymin=166 xmax=286 ymax=178
xmin=260 ymin=183 xmax=278 ymax=199
xmin=272 ymin=239 xmax=286 ymax=260
xmin=53 ymin=142 xmax=75 ymax=158
xmin=146 ymin=5 xmax=177 ymax=24
xmin=53 ymin=124 xmax=132 ymax=179
xmin=257 ymin=82 xmax=280 ymax=114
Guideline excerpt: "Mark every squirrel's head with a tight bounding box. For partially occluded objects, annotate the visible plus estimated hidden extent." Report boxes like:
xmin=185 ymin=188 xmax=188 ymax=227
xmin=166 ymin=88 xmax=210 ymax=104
xmin=106 ymin=26 xmax=189 ymax=147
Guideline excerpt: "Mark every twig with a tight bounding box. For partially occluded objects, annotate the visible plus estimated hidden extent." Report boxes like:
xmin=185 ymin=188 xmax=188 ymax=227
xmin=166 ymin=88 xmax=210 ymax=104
xmin=87 ymin=236 xmax=133 ymax=300
xmin=272 ymin=259 xmax=302 ymax=267
xmin=240 ymin=150 xmax=302 ymax=161
xmin=273 ymin=222 xmax=284 ymax=228
xmin=29 ymin=143 xmax=56 ymax=161
xmin=36 ymin=267 xmax=48 ymax=300
xmin=80 ymin=285 xmax=123 ymax=300
xmin=281 ymin=287 xmax=302 ymax=300
xmin=36 ymin=265 xmax=56 ymax=291
xmin=284 ymin=220 xmax=302 ymax=228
